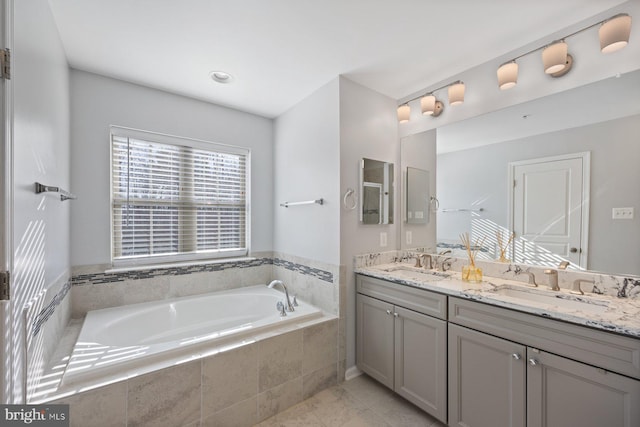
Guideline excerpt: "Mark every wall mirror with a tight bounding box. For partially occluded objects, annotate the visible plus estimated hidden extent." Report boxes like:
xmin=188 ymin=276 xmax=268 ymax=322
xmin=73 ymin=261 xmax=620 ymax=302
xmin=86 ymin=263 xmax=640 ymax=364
xmin=360 ymin=158 xmax=394 ymax=224
xmin=406 ymin=167 xmax=430 ymax=224
xmin=433 ymin=69 xmax=640 ymax=276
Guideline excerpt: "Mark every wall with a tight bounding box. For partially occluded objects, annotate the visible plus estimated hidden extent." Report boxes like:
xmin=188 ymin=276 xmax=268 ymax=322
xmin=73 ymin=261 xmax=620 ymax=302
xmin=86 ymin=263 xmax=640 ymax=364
xmin=339 ymin=76 xmax=398 ymax=371
xmin=13 ymin=0 xmax=70 ymax=403
xmin=437 ymin=114 xmax=640 ymax=276
xmin=70 ymin=70 xmax=274 ymax=267
xmin=273 ymin=78 xmax=341 ymax=265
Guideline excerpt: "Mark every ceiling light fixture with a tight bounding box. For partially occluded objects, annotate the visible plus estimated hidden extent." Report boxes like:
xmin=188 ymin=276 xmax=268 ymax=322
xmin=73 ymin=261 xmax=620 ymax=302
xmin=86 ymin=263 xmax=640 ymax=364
xmin=397 ymin=80 xmax=464 ymax=123
xmin=210 ymin=70 xmax=234 ymax=84
xmin=494 ymin=12 xmax=631 ymax=87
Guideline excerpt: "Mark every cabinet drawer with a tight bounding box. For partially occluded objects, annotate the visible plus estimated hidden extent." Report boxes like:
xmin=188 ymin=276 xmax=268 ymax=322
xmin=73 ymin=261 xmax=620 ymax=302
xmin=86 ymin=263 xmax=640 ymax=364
xmin=449 ymin=297 xmax=640 ymax=380
xmin=357 ymin=274 xmax=447 ymax=319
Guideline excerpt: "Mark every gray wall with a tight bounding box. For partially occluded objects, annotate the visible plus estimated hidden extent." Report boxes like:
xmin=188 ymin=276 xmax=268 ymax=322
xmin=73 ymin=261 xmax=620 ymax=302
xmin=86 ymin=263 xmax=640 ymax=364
xmin=273 ymin=78 xmax=341 ymax=265
xmin=70 ymin=70 xmax=274 ymax=266
xmin=437 ymin=114 xmax=640 ymax=276
xmin=13 ymin=0 xmax=70 ymax=403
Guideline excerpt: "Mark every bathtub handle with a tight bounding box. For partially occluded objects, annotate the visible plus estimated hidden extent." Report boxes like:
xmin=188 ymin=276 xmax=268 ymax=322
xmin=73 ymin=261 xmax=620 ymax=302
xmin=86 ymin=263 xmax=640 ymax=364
xmin=276 ymin=301 xmax=287 ymax=317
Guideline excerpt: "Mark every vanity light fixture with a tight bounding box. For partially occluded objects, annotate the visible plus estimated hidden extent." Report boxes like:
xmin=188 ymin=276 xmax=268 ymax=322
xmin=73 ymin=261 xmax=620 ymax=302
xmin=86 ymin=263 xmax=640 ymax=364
xmin=397 ymin=80 xmax=464 ymax=122
xmin=397 ymin=104 xmax=410 ymax=123
xmin=494 ymin=12 xmax=631 ymax=88
xmin=497 ymin=61 xmax=518 ymax=90
xmin=600 ymin=13 xmax=632 ymax=53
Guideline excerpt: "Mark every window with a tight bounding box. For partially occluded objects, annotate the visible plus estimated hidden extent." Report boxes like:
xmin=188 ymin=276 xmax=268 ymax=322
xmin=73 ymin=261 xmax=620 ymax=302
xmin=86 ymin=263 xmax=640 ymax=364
xmin=110 ymin=126 xmax=249 ymax=266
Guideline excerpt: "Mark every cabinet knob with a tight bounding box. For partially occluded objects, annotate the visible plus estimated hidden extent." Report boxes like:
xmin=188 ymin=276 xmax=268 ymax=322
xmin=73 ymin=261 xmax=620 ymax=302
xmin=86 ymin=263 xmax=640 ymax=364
xmin=386 ymin=309 xmax=392 ymax=315
xmin=393 ymin=312 xmax=399 ymax=318
xmin=529 ymin=358 xmax=539 ymax=366
xmin=512 ymin=353 xmax=521 ymax=360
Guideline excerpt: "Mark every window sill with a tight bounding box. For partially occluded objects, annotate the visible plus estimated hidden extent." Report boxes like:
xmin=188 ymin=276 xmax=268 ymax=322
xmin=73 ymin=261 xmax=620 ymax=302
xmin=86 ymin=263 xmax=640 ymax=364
xmin=104 ymin=256 xmax=258 ymax=274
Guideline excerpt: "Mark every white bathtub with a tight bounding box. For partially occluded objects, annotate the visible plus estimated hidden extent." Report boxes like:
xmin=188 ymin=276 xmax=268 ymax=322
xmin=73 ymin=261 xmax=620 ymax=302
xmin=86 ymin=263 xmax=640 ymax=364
xmin=63 ymin=284 xmax=323 ymax=385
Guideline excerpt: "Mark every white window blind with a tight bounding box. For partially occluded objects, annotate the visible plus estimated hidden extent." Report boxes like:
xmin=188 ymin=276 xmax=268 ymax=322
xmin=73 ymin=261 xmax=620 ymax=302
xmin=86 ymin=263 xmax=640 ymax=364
xmin=111 ymin=127 xmax=249 ymax=265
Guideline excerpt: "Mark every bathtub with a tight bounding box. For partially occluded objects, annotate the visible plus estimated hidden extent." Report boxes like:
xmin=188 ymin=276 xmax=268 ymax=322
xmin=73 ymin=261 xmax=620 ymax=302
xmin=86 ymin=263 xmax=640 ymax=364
xmin=63 ymin=284 xmax=323 ymax=385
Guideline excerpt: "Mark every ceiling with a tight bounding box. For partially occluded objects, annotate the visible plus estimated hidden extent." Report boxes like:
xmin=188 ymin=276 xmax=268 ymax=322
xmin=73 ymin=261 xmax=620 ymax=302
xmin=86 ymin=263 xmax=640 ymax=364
xmin=48 ymin=0 xmax=627 ymax=118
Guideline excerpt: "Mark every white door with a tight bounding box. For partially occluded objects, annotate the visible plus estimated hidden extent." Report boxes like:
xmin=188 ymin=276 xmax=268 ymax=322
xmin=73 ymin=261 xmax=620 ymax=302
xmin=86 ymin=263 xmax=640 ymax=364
xmin=0 ymin=0 xmax=12 ymax=404
xmin=511 ymin=153 xmax=589 ymax=268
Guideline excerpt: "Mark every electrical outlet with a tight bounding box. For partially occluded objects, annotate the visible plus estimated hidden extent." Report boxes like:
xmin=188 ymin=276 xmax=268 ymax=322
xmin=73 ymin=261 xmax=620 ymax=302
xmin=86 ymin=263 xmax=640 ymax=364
xmin=406 ymin=231 xmax=412 ymax=245
xmin=380 ymin=232 xmax=387 ymax=247
xmin=612 ymin=207 xmax=634 ymax=219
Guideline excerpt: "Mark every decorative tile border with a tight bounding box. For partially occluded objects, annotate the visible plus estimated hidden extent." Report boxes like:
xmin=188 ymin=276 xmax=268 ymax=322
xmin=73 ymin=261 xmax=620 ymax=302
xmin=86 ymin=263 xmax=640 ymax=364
xmin=71 ymin=257 xmax=334 ymax=287
xmin=32 ymin=280 xmax=71 ymax=337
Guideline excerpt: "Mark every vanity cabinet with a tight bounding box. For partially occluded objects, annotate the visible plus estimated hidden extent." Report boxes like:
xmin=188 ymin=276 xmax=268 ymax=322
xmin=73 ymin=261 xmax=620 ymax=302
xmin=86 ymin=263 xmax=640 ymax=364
xmin=356 ymin=275 xmax=447 ymax=422
xmin=449 ymin=297 xmax=640 ymax=427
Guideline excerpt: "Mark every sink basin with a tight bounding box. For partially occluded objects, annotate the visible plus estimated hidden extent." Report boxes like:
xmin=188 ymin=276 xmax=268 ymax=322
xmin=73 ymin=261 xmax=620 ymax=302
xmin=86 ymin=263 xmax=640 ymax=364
xmin=491 ymin=285 xmax=609 ymax=314
xmin=381 ymin=265 xmax=450 ymax=281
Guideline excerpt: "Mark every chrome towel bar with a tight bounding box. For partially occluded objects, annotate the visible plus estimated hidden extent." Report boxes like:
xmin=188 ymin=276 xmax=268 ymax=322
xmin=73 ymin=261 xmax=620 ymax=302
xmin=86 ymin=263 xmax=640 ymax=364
xmin=280 ymin=198 xmax=324 ymax=208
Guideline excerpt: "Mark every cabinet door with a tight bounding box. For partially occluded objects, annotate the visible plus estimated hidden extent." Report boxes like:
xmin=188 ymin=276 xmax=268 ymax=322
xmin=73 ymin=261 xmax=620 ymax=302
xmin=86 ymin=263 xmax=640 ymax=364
xmin=527 ymin=348 xmax=640 ymax=427
xmin=394 ymin=306 xmax=447 ymax=423
xmin=356 ymin=294 xmax=394 ymax=388
xmin=448 ymin=324 xmax=526 ymax=427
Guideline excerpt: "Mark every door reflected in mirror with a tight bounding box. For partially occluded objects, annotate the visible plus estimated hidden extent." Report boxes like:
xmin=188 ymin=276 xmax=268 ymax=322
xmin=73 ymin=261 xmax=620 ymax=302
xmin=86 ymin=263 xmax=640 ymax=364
xmin=361 ymin=158 xmax=394 ymax=224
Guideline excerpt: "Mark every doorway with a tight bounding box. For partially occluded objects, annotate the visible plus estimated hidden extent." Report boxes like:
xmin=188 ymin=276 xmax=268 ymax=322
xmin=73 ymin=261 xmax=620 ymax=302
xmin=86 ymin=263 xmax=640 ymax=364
xmin=509 ymin=152 xmax=590 ymax=269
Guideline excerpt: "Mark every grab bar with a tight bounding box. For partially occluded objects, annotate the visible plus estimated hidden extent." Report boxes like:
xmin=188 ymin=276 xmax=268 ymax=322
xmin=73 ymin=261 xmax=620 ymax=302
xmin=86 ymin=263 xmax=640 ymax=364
xmin=35 ymin=182 xmax=77 ymax=201
xmin=280 ymin=198 xmax=324 ymax=208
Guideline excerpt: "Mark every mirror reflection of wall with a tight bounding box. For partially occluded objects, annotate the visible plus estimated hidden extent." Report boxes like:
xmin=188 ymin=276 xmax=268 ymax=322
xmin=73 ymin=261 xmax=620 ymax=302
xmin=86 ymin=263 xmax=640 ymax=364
xmin=361 ymin=158 xmax=394 ymax=224
xmin=406 ymin=167 xmax=430 ymax=224
xmin=400 ymin=130 xmax=437 ymax=251
xmin=435 ymin=72 xmax=640 ymax=276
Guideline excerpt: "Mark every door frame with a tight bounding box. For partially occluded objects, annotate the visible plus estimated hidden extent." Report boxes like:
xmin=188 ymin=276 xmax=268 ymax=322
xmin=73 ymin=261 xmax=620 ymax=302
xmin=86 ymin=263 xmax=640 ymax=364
xmin=507 ymin=152 xmax=590 ymax=269
xmin=1 ymin=0 xmax=14 ymax=404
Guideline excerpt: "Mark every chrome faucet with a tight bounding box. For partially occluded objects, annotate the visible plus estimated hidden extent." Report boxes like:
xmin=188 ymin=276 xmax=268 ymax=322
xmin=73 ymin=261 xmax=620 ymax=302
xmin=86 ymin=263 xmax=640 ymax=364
xmin=517 ymin=271 xmax=538 ymax=287
xmin=268 ymin=280 xmax=295 ymax=312
xmin=572 ymin=279 xmax=595 ymax=295
xmin=420 ymin=254 xmax=433 ymax=270
xmin=543 ymin=269 xmax=560 ymax=291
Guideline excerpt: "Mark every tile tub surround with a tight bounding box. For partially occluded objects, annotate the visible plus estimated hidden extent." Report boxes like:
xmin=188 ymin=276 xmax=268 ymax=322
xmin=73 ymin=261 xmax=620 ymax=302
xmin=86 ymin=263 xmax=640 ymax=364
xmin=356 ymin=260 xmax=640 ymax=339
xmin=40 ymin=316 xmax=339 ymax=426
xmin=70 ymin=253 xmax=338 ymax=317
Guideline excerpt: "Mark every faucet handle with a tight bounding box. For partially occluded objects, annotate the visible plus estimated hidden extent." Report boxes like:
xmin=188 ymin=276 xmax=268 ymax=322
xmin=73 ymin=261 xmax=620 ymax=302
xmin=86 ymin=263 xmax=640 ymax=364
xmin=414 ymin=255 xmax=422 ymax=268
xmin=571 ymin=279 xmax=595 ymax=295
xmin=292 ymin=295 xmax=299 ymax=307
xmin=276 ymin=301 xmax=287 ymax=316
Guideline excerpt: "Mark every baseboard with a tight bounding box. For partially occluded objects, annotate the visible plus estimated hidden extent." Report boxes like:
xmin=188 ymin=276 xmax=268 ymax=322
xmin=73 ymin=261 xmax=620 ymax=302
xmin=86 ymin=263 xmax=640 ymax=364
xmin=345 ymin=365 xmax=363 ymax=381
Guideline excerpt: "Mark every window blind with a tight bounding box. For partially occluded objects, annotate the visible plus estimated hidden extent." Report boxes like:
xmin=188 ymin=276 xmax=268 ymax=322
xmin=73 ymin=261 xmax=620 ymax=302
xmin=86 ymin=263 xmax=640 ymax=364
xmin=111 ymin=131 xmax=248 ymax=264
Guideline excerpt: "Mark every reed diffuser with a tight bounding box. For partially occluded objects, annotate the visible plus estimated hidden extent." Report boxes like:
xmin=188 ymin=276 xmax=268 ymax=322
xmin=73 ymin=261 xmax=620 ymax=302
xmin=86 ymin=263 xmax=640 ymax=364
xmin=495 ymin=231 xmax=515 ymax=263
xmin=460 ymin=232 xmax=484 ymax=283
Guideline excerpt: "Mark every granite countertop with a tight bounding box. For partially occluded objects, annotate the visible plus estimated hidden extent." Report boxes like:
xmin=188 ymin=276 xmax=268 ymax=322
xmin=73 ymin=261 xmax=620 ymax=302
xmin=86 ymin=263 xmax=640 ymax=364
xmin=356 ymin=263 xmax=640 ymax=339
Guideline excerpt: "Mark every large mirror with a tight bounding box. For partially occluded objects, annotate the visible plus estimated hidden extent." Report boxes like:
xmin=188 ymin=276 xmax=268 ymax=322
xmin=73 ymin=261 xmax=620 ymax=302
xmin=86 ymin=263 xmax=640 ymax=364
xmin=433 ymin=70 xmax=640 ymax=276
xmin=360 ymin=158 xmax=394 ymax=224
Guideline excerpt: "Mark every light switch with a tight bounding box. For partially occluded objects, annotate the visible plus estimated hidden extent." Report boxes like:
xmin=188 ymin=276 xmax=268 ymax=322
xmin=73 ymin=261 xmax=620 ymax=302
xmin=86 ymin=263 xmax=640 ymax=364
xmin=380 ymin=232 xmax=387 ymax=247
xmin=612 ymin=207 xmax=634 ymax=220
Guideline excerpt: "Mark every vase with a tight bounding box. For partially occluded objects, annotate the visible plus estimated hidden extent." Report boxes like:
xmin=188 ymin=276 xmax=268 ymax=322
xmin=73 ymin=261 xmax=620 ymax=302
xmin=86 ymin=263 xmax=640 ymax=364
xmin=462 ymin=264 xmax=483 ymax=283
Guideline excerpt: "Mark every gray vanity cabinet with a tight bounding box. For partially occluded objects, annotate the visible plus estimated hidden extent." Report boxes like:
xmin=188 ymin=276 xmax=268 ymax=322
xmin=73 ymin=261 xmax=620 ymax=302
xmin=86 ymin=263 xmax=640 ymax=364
xmin=356 ymin=275 xmax=447 ymax=422
xmin=448 ymin=323 xmax=526 ymax=427
xmin=527 ymin=348 xmax=640 ymax=427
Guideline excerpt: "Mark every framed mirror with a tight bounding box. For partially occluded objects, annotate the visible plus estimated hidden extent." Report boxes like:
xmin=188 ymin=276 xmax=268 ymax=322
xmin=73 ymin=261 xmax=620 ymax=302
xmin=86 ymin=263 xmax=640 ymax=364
xmin=406 ymin=167 xmax=430 ymax=224
xmin=360 ymin=158 xmax=394 ymax=224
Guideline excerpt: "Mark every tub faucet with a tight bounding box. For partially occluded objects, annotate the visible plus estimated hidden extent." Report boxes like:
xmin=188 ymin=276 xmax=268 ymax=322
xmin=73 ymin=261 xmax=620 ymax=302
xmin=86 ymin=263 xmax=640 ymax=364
xmin=268 ymin=280 xmax=295 ymax=312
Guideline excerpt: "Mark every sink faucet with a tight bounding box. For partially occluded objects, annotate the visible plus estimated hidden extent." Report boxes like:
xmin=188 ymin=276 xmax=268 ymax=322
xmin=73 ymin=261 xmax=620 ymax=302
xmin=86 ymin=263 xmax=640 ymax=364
xmin=268 ymin=280 xmax=295 ymax=312
xmin=543 ymin=269 xmax=560 ymax=291
xmin=516 ymin=271 xmax=538 ymax=287
xmin=420 ymin=254 xmax=433 ymax=270
xmin=438 ymin=249 xmax=452 ymax=256
xmin=572 ymin=279 xmax=595 ymax=295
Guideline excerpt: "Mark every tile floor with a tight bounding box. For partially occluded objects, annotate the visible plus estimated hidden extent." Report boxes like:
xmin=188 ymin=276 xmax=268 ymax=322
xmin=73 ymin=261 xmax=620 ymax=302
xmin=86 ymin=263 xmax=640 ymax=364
xmin=257 ymin=374 xmax=446 ymax=427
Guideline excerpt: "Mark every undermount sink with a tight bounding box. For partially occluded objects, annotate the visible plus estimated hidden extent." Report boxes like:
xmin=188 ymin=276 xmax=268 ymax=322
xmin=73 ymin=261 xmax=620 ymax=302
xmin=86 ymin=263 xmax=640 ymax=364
xmin=490 ymin=285 xmax=610 ymax=314
xmin=381 ymin=265 xmax=450 ymax=281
